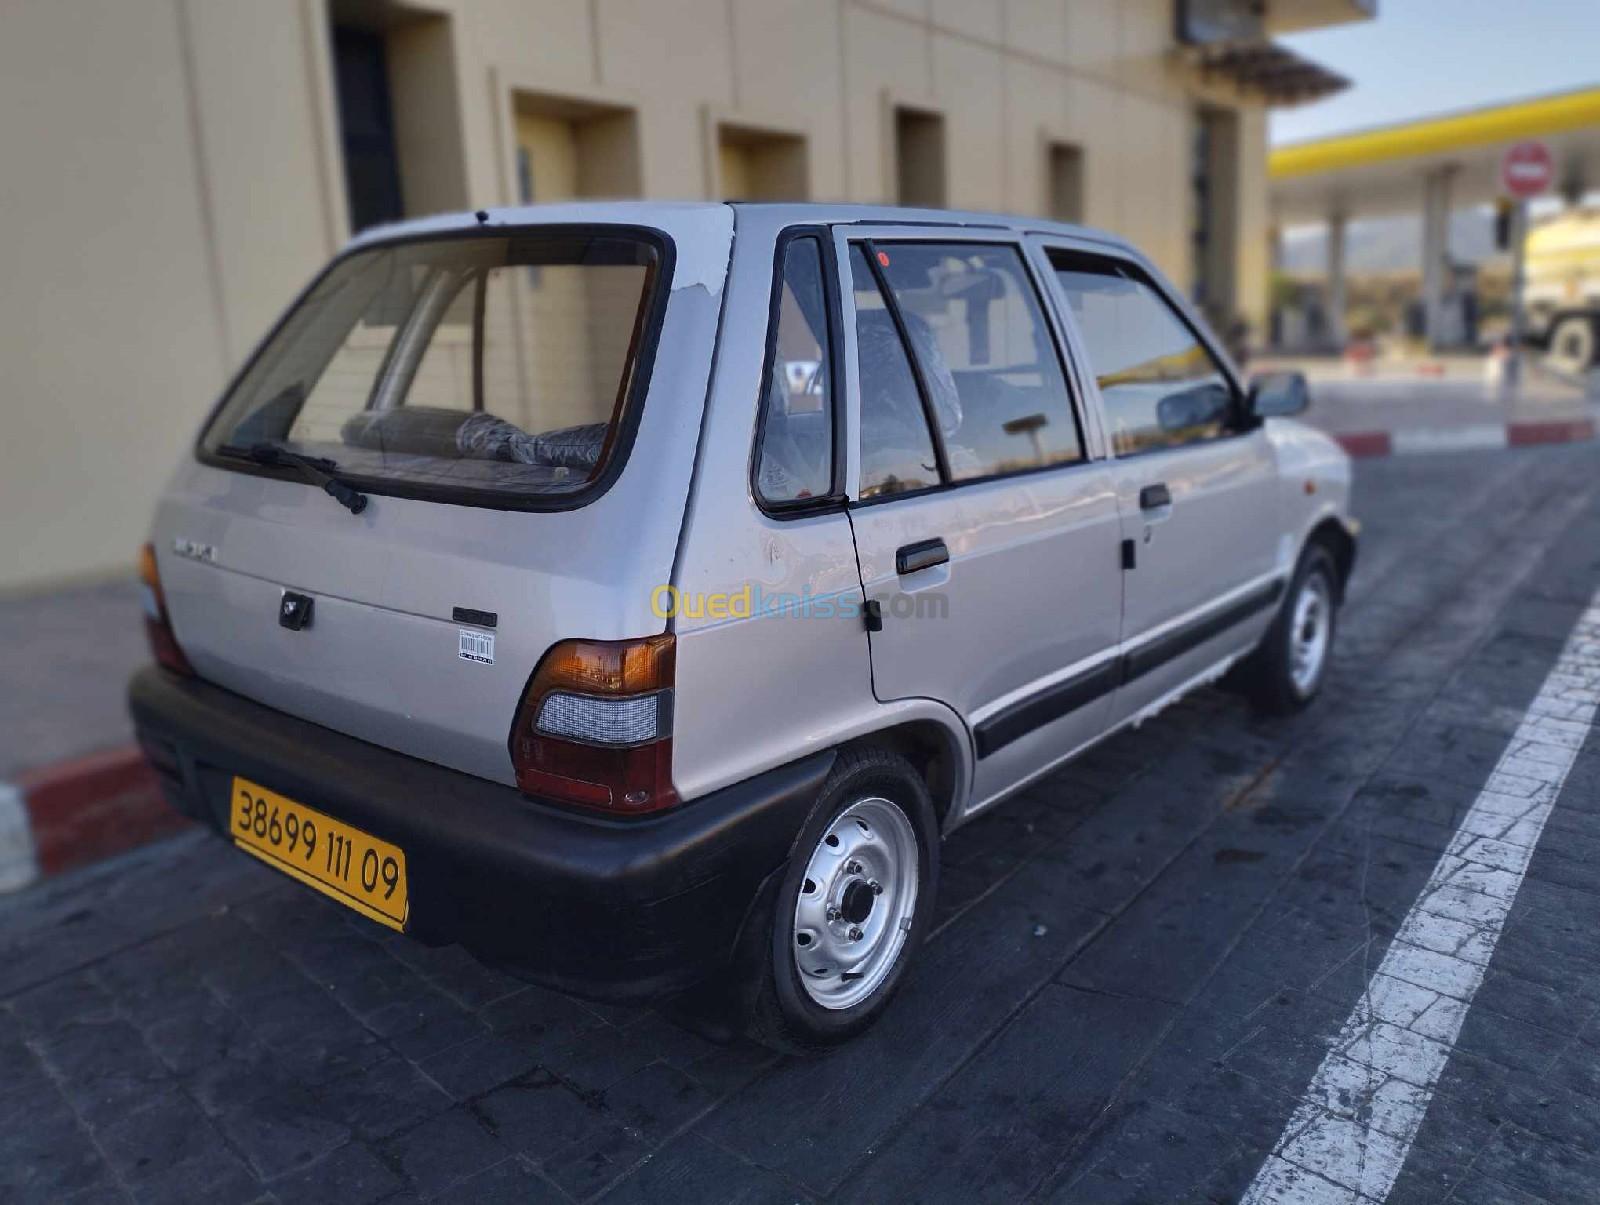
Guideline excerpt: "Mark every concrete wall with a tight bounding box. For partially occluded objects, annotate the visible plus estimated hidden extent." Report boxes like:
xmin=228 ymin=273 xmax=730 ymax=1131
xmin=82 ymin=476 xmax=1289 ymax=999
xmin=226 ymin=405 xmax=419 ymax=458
xmin=0 ymin=0 xmax=1279 ymax=591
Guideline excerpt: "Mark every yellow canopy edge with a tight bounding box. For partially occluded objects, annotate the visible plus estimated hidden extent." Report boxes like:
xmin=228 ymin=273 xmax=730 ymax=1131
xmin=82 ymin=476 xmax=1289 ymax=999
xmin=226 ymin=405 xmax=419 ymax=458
xmin=1270 ymin=87 xmax=1600 ymax=180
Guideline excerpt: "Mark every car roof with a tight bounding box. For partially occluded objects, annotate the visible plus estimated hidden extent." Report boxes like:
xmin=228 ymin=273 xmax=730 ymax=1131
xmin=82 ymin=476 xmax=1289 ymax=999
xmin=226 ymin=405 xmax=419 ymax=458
xmin=346 ymin=200 xmax=1133 ymax=255
xmin=727 ymin=201 xmax=1131 ymax=249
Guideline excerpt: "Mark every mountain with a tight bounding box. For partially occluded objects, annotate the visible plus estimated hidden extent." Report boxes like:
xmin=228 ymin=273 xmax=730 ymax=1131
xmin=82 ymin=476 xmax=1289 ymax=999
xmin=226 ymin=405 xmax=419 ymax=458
xmin=1280 ymin=210 xmax=1502 ymax=275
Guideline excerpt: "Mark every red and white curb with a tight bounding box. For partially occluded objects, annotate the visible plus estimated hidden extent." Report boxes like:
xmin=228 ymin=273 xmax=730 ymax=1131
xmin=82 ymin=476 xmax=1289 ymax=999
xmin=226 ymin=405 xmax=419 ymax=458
xmin=0 ymin=746 xmax=186 ymax=893
xmin=1333 ymin=417 xmax=1596 ymax=459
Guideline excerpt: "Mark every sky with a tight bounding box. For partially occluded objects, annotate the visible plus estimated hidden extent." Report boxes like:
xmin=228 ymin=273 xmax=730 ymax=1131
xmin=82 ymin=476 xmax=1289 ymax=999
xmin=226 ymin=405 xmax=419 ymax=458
xmin=1271 ymin=0 xmax=1600 ymax=146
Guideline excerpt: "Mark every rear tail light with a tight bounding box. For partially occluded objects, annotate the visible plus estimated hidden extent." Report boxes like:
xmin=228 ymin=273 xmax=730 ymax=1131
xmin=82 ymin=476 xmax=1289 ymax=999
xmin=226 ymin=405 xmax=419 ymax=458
xmin=138 ymin=543 xmax=193 ymax=676
xmin=509 ymin=635 xmax=677 ymax=814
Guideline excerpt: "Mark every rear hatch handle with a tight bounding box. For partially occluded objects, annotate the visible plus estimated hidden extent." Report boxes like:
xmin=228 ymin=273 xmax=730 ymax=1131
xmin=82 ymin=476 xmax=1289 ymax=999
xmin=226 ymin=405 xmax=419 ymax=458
xmin=218 ymin=443 xmax=369 ymax=515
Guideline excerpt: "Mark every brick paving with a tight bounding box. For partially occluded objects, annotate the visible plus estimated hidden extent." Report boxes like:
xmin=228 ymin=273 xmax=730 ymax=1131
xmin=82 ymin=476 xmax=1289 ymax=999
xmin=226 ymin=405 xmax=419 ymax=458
xmin=3 ymin=441 xmax=1600 ymax=1203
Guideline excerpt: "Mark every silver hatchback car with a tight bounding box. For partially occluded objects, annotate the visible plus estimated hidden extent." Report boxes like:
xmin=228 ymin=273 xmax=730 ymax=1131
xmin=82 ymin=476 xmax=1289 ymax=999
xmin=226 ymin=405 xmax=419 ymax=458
xmin=130 ymin=202 xmax=1355 ymax=1049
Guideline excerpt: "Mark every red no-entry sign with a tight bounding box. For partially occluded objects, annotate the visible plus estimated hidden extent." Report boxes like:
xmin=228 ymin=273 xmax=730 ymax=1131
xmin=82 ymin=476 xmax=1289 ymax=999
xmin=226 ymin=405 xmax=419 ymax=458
xmin=1501 ymin=140 xmax=1554 ymax=199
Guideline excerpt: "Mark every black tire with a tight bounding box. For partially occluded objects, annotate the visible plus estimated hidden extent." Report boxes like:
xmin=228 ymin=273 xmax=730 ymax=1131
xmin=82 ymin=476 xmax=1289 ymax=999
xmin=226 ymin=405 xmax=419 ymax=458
xmin=743 ymin=745 xmax=938 ymax=1053
xmin=1546 ymin=313 xmax=1598 ymax=373
xmin=1240 ymin=544 xmax=1340 ymax=715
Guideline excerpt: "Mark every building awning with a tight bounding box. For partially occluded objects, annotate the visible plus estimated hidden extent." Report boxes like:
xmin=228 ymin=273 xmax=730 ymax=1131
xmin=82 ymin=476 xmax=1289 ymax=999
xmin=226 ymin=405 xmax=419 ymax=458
xmin=1193 ymin=42 xmax=1350 ymax=107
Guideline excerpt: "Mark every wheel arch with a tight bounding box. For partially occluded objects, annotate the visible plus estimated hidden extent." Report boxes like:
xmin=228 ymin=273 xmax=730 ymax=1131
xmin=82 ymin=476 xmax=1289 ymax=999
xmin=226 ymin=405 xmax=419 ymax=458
xmin=1306 ymin=516 xmax=1357 ymax=602
xmin=1547 ymin=309 xmax=1600 ymax=366
xmin=842 ymin=715 xmax=970 ymax=832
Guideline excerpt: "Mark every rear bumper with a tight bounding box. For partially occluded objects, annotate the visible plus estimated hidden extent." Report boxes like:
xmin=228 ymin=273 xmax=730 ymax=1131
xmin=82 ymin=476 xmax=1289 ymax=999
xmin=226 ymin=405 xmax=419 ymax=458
xmin=128 ymin=667 xmax=831 ymax=1001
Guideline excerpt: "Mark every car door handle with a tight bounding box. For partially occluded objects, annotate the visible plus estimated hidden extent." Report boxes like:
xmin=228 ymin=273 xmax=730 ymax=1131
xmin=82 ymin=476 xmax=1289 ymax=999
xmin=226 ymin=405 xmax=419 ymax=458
xmin=896 ymin=538 xmax=949 ymax=575
xmin=1139 ymin=483 xmax=1172 ymax=510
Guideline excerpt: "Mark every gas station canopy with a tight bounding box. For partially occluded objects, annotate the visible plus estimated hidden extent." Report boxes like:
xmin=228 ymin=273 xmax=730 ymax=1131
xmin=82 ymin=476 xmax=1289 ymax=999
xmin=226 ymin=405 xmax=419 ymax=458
xmin=1270 ymin=86 xmax=1600 ymax=224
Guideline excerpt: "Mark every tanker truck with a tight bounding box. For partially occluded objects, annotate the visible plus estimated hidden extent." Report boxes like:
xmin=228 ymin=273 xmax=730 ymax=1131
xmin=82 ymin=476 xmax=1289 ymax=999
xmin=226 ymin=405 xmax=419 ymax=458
xmin=1527 ymin=206 xmax=1600 ymax=371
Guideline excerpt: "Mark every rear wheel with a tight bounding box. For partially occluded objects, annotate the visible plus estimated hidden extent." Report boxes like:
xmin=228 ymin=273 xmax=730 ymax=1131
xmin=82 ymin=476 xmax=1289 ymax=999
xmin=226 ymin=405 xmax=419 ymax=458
xmin=1240 ymin=544 xmax=1339 ymax=715
xmin=745 ymin=746 xmax=937 ymax=1052
xmin=1546 ymin=313 xmax=1598 ymax=373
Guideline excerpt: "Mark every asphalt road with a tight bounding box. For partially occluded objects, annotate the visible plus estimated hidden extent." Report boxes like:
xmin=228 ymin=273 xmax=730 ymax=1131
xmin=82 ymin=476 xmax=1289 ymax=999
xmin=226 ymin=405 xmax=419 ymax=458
xmin=5 ymin=440 xmax=1600 ymax=1204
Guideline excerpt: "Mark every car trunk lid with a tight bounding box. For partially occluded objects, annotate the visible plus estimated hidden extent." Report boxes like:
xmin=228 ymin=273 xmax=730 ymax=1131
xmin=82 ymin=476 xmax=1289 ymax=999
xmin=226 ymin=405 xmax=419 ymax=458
xmin=153 ymin=206 xmax=732 ymax=786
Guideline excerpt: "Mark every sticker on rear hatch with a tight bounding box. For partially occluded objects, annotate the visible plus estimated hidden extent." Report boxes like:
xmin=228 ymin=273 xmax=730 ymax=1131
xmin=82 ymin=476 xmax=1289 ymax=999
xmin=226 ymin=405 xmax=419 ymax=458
xmin=458 ymin=629 xmax=495 ymax=664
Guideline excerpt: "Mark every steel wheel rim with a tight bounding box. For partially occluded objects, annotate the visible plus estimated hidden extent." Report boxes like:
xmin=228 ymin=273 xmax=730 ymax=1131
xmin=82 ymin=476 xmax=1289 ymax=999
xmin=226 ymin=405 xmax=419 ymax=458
xmin=1289 ymin=570 xmax=1332 ymax=695
xmin=1552 ymin=322 xmax=1593 ymax=371
xmin=792 ymin=796 xmax=919 ymax=1010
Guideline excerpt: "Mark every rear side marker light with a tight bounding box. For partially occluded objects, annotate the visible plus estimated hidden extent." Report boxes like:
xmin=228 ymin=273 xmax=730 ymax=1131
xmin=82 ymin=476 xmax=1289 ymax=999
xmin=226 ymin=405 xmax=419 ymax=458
xmin=139 ymin=543 xmax=194 ymax=676
xmin=509 ymin=635 xmax=678 ymax=815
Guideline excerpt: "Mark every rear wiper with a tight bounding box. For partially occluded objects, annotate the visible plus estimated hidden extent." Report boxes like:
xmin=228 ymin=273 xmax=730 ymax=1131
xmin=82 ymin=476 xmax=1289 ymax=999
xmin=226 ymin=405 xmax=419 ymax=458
xmin=218 ymin=442 xmax=369 ymax=515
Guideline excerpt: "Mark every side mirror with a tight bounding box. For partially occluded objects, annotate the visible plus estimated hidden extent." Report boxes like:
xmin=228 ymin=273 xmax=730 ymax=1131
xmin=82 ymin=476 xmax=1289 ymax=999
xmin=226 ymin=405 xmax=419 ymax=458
xmin=1248 ymin=371 xmax=1309 ymax=418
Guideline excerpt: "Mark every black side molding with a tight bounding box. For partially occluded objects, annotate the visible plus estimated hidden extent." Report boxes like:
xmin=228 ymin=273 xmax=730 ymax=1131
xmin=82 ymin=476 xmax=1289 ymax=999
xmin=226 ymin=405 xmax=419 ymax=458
xmin=1119 ymin=578 xmax=1283 ymax=685
xmin=452 ymin=607 xmax=498 ymax=629
xmin=974 ymin=659 xmax=1121 ymax=758
xmin=973 ymin=577 xmax=1284 ymax=758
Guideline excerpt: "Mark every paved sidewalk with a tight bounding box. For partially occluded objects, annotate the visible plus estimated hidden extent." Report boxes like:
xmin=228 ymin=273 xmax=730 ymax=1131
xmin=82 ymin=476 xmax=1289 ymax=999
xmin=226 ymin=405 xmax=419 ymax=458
xmin=1255 ymin=350 xmax=1591 ymax=390
xmin=1290 ymin=376 xmax=1598 ymax=461
xmin=0 ymin=577 xmax=145 ymax=782
xmin=4 ymin=442 xmax=1600 ymax=1203
xmin=0 ymin=577 xmax=171 ymax=892
xmin=1302 ymin=378 xmax=1595 ymax=435
xmin=1255 ymin=353 xmax=1600 ymax=458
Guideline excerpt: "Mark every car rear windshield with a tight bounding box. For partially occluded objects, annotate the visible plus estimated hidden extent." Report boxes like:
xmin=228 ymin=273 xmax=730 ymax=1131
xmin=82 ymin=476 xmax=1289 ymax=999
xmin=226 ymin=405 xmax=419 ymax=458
xmin=200 ymin=230 xmax=666 ymax=506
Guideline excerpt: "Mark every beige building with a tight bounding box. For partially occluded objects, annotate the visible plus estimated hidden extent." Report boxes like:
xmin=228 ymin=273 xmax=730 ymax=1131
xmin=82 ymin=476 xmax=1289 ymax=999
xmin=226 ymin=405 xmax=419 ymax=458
xmin=0 ymin=0 xmax=1364 ymax=591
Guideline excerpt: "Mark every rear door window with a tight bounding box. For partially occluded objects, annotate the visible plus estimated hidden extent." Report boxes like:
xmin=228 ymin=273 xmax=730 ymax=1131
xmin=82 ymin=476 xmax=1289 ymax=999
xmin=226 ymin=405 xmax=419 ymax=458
xmin=754 ymin=236 xmax=837 ymax=506
xmin=1049 ymin=253 xmax=1237 ymax=457
xmin=870 ymin=242 xmax=1084 ymax=480
xmin=848 ymin=246 xmax=941 ymax=499
xmin=201 ymin=231 xmax=665 ymax=505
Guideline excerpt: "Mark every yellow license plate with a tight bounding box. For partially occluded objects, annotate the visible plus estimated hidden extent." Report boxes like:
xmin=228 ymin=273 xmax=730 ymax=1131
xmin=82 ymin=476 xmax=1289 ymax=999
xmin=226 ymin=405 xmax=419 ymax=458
xmin=229 ymin=776 xmax=408 ymax=931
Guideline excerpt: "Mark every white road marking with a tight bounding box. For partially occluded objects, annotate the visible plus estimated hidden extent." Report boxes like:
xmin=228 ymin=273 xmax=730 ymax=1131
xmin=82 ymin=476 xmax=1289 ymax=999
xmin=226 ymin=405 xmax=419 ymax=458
xmin=0 ymin=781 xmax=38 ymax=893
xmin=1243 ymin=595 xmax=1600 ymax=1203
